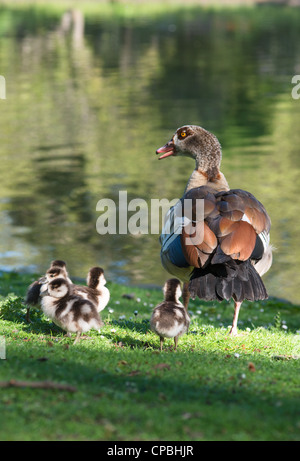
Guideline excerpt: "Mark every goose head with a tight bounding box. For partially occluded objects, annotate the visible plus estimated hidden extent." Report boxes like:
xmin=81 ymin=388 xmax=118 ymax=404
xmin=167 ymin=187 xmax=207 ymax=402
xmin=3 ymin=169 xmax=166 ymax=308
xmin=156 ymin=125 xmax=222 ymax=180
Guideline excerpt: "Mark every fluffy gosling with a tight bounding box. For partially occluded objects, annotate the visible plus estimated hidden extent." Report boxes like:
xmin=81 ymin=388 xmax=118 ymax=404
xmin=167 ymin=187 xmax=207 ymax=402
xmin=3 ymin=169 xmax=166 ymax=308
xmin=25 ymin=260 xmax=71 ymax=322
xmin=45 ymin=265 xmax=109 ymax=313
xmin=150 ymin=278 xmax=190 ymax=351
xmin=86 ymin=267 xmax=110 ymax=312
xmin=45 ymin=260 xmax=72 ymax=284
xmin=40 ymin=278 xmax=104 ymax=345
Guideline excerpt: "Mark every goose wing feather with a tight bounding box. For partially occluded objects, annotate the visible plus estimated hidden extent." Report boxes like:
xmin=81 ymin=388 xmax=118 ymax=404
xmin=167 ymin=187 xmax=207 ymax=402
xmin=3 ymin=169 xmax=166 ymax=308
xmin=179 ymin=187 xmax=271 ymax=268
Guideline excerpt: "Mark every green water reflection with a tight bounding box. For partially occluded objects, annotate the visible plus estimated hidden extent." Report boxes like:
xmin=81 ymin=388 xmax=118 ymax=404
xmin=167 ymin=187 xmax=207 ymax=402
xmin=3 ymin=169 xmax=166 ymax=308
xmin=0 ymin=4 xmax=300 ymax=302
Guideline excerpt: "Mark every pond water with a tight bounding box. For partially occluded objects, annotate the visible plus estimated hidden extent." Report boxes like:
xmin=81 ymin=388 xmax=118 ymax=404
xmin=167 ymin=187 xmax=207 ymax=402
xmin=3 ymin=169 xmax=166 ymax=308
xmin=0 ymin=4 xmax=300 ymax=303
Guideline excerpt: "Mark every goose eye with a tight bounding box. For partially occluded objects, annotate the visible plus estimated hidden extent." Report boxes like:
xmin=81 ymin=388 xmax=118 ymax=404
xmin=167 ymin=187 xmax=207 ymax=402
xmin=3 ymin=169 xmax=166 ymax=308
xmin=179 ymin=131 xmax=187 ymax=139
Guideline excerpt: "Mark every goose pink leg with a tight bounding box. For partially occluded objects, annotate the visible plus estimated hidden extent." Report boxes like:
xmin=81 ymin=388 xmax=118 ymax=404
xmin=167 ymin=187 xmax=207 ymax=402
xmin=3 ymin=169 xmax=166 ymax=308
xmin=229 ymin=301 xmax=242 ymax=336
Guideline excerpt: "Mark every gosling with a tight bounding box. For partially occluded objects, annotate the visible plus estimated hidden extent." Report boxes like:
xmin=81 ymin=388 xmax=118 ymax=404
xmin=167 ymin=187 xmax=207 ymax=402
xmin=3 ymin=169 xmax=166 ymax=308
xmin=45 ymin=260 xmax=72 ymax=284
xmin=40 ymin=278 xmax=104 ymax=345
xmin=86 ymin=267 xmax=110 ymax=312
xmin=150 ymin=278 xmax=190 ymax=351
xmin=25 ymin=260 xmax=71 ymax=322
xmin=45 ymin=265 xmax=109 ymax=313
xmin=25 ymin=277 xmax=46 ymax=322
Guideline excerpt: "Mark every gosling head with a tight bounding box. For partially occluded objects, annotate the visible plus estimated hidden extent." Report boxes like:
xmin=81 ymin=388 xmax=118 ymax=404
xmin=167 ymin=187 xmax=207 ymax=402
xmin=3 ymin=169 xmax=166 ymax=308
xmin=46 ymin=266 xmax=68 ymax=282
xmin=163 ymin=278 xmax=182 ymax=303
xmin=50 ymin=260 xmax=68 ymax=270
xmin=87 ymin=267 xmax=106 ymax=290
xmin=156 ymin=125 xmax=222 ymax=180
xmin=42 ymin=278 xmax=70 ymax=299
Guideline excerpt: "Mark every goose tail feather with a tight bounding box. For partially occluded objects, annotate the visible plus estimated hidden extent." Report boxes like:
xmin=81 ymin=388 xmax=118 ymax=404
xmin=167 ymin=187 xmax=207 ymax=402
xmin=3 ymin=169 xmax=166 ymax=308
xmin=189 ymin=259 xmax=268 ymax=303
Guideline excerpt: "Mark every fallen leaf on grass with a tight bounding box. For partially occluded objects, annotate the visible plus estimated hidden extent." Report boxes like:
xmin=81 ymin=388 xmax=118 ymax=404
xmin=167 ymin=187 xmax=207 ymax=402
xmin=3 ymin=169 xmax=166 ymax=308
xmin=272 ymin=355 xmax=300 ymax=361
xmin=182 ymin=412 xmax=193 ymax=420
xmin=183 ymin=426 xmax=204 ymax=439
xmin=248 ymin=362 xmax=256 ymax=372
xmin=122 ymin=293 xmax=136 ymax=300
xmin=153 ymin=363 xmax=170 ymax=370
xmin=181 ymin=412 xmax=203 ymax=420
xmin=0 ymin=380 xmax=77 ymax=392
xmin=127 ymin=370 xmax=141 ymax=377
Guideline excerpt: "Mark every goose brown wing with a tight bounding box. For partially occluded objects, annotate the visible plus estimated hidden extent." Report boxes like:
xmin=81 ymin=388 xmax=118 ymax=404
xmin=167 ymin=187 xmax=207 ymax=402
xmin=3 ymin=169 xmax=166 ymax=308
xmin=180 ymin=187 xmax=271 ymax=268
xmin=180 ymin=186 xmax=218 ymax=268
xmin=215 ymin=189 xmax=271 ymax=234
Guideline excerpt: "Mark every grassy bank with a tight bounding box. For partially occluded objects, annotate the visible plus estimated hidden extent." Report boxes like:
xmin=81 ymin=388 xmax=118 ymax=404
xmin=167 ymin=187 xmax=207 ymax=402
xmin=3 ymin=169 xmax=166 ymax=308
xmin=0 ymin=271 xmax=300 ymax=441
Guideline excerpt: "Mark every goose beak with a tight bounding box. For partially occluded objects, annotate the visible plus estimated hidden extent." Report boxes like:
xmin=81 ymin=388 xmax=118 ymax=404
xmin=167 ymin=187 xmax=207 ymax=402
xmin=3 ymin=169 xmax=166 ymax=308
xmin=156 ymin=140 xmax=175 ymax=159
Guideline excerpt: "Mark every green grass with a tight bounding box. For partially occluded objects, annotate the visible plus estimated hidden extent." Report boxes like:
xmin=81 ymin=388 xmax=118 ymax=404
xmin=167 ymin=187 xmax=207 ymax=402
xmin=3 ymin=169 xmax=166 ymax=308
xmin=0 ymin=272 xmax=300 ymax=441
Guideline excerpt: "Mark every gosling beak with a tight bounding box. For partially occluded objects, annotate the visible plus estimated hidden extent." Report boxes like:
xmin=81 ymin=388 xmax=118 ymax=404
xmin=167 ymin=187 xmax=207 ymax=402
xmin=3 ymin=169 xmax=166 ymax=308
xmin=40 ymin=286 xmax=49 ymax=297
xmin=156 ymin=140 xmax=175 ymax=159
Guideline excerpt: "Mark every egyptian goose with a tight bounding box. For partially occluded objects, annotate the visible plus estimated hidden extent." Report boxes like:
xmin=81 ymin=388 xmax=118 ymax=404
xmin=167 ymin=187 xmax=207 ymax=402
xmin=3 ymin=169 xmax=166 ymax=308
xmin=86 ymin=267 xmax=110 ymax=312
xmin=25 ymin=277 xmax=46 ymax=322
xmin=25 ymin=260 xmax=70 ymax=322
xmin=45 ymin=260 xmax=72 ymax=284
xmin=150 ymin=278 xmax=190 ymax=351
xmin=40 ymin=278 xmax=104 ymax=345
xmin=156 ymin=125 xmax=272 ymax=336
xmin=46 ymin=265 xmax=110 ymax=313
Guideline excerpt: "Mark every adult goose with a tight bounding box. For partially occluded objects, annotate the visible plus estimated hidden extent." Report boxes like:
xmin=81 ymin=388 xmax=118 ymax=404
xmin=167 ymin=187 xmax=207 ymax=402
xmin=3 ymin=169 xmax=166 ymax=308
xmin=156 ymin=125 xmax=272 ymax=336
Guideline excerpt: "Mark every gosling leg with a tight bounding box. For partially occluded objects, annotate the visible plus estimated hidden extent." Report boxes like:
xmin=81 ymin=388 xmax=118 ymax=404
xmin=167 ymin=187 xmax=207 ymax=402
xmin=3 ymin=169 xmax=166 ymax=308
xmin=160 ymin=336 xmax=164 ymax=352
xmin=174 ymin=335 xmax=179 ymax=351
xmin=26 ymin=307 xmax=31 ymax=323
xmin=73 ymin=331 xmax=81 ymax=345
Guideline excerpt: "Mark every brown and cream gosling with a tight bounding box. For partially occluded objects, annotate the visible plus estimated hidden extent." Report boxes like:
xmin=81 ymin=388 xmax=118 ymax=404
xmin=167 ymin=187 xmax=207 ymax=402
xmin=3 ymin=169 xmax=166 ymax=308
xmin=45 ymin=266 xmax=110 ymax=313
xmin=25 ymin=260 xmax=70 ymax=322
xmin=40 ymin=278 xmax=104 ymax=345
xmin=25 ymin=277 xmax=46 ymax=322
xmin=45 ymin=260 xmax=72 ymax=284
xmin=86 ymin=267 xmax=110 ymax=312
xmin=150 ymin=278 xmax=190 ymax=351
